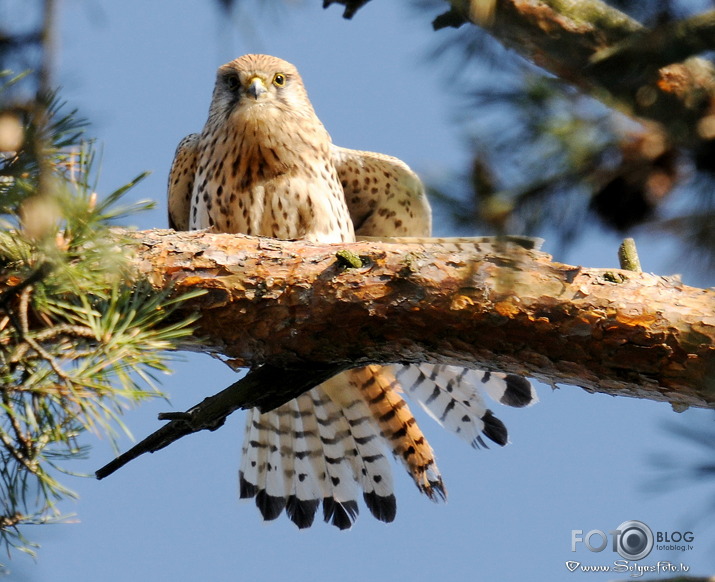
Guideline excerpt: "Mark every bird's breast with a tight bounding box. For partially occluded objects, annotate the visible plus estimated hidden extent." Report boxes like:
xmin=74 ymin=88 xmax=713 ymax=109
xmin=193 ymin=116 xmax=353 ymax=242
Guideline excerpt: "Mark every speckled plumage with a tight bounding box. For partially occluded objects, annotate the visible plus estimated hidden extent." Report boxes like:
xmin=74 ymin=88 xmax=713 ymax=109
xmin=168 ymin=54 xmax=537 ymax=529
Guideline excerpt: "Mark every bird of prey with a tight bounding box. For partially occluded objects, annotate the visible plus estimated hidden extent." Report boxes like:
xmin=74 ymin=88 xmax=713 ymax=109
xmin=168 ymin=54 xmax=536 ymax=529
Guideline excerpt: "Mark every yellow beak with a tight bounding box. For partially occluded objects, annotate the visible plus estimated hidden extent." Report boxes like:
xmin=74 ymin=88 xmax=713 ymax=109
xmin=247 ymin=76 xmax=267 ymax=99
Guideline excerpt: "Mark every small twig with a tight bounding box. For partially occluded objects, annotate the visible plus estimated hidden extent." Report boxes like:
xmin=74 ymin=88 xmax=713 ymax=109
xmin=618 ymin=237 xmax=642 ymax=272
xmin=23 ymin=330 xmax=72 ymax=383
xmin=33 ymin=324 xmax=97 ymax=342
xmin=38 ymin=0 xmax=57 ymax=97
xmin=96 ymin=362 xmax=349 ymax=480
xmin=11 ymin=383 xmax=96 ymax=397
xmin=0 ymin=263 xmax=54 ymax=352
xmin=1 ymin=392 xmax=33 ymax=460
xmin=0 ymin=425 xmax=38 ymax=475
xmin=17 ymin=286 xmax=31 ymax=334
xmin=8 ymin=341 xmax=31 ymax=364
xmin=0 ymin=512 xmax=27 ymax=530
xmin=9 ymin=325 xmax=99 ymax=365
xmin=0 ymin=264 xmax=53 ymax=345
xmin=15 ymin=286 xmax=74 ymax=386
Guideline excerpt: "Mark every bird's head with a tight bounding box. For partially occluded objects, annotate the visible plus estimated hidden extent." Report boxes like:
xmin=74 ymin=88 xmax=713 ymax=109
xmin=209 ymin=54 xmax=315 ymax=123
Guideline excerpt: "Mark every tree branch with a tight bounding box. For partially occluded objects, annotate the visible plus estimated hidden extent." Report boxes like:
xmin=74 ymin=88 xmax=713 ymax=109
xmin=124 ymin=229 xmax=715 ymax=409
xmin=95 ymin=361 xmax=350 ymax=479
xmin=439 ymin=0 xmax=715 ymax=148
xmin=590 ymin=10 xmax=715 ymax=73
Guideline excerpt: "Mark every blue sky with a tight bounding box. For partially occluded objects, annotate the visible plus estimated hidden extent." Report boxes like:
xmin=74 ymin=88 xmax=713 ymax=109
xmin=9 ymin=1 xmax=715 ymax=580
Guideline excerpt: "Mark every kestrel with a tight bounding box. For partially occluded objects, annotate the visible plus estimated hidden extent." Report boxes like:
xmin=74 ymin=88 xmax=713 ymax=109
xmin=168 ymin=54 xmax=536 ymax=529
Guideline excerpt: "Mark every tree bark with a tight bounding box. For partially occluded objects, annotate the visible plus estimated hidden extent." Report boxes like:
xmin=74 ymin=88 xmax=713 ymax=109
xmin=441 ymin=0 xmax=715 ymax=148
xmin=128 ymin=229 xmax=715 ymax=409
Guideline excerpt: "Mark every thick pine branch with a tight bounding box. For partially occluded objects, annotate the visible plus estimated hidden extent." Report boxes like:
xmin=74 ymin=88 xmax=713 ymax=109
xmin=440 ymin=0 xmax=715 ymax=147
xmin=125 ymin=229 xmax=715 ymax=409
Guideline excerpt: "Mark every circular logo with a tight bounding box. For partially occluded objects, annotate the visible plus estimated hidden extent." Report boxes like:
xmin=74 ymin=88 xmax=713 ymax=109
xmin=615 ymin=520 xmax=654 ymax=561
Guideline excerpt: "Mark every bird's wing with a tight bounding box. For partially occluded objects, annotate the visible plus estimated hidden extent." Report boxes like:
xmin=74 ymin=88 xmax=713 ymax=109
xmin=167 ymin=133 xmax=200 ymax=231
xmin=331 ymin=144 xmax=432 ymax=237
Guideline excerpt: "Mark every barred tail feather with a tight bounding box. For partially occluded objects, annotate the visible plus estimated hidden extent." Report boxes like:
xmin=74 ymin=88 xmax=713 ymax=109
xmin=339 ymin=397 xmax=396 ymax=522
xmin=395 ymin=364 xmax=495 ymax=449
xmin=308 ymin=388 xmax=360 ymax=529
xmin=239 ymin=409 xmax=287 ymax=521
xmin=284 ymin=395 xmax=321 ymax=528
xmin=480 ymin=371 xmax=538 ymax=408
xmin=258 ymin=409 xmax=288 ymax=520
xmin=238 ymin=409 xmax=278 ymax=517
xmin=395 ymin=364 xmax=536 ymax=449
xmin=347 ymin=366 xmax=445 ymax=501
xmin=239 ymin=399 xmax=321 ymax=527
xmin=239 ymin=408 xmax=259 ymax=499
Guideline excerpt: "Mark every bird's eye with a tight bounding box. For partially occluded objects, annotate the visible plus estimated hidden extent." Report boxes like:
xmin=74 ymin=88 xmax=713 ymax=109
xmin=272 ymin=73 xmax=286 ymax=87
xmin=225 ymin=75 xmax=240 ymax=91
